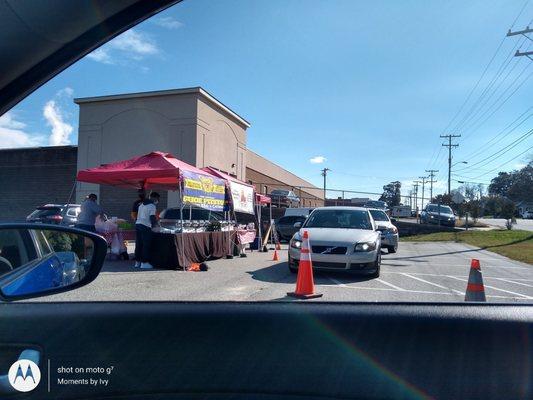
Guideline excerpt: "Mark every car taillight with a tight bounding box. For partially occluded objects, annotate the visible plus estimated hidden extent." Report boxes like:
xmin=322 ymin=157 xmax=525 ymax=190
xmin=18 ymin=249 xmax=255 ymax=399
xmin=48 ymin=215 xmax=63 ymax=221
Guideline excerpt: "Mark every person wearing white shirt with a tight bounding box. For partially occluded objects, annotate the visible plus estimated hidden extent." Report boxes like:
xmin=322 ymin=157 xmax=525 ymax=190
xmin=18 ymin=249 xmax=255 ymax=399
xmin=134 ymin=192 xmax=160 ymax=269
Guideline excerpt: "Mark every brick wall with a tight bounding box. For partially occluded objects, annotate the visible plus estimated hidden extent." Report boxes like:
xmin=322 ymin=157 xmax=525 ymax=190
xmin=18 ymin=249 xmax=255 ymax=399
xmin=246 ymin=168 xmax=324 ymax=207
xmin=0 ymin=146 xmax=78 ymax=221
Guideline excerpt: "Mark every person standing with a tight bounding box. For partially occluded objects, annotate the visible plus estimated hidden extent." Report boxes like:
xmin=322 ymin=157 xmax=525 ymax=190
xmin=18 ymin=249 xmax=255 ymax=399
xmin=134 ymin=192 xmax=160 ymax=269
xmin=131 ymin=189 xmax=146 ymax=222
xmin=76 ymin=193 xmax=103 ymax=233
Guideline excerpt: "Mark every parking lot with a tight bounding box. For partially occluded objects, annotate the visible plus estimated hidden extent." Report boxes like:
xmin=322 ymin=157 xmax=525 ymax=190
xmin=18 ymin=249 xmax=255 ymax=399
xmin=35 ymin=241 xmax=533 ymax=303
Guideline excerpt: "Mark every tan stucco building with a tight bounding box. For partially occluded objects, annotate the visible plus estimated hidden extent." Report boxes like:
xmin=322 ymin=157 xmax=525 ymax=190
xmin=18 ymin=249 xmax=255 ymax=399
xmin=74 ymin=87 xmax=323 ymax=216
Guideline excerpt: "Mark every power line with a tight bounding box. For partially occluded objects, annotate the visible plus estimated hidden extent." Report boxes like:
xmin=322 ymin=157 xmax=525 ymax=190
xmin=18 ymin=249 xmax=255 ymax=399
xmin=454 ymin=128 xmax=533 ymax=172
xmin=458 ymin=106 xmax=533 ymax=161
xmin=469 ymin=143 xmax=533 ymax=179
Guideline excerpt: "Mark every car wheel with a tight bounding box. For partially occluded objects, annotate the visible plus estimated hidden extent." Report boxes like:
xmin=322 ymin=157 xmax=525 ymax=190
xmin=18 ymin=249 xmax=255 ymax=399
xmin=370 ymin=249 xmax=381 ymax=278
xmin=387 ymin=245 xmax=397 ymax=254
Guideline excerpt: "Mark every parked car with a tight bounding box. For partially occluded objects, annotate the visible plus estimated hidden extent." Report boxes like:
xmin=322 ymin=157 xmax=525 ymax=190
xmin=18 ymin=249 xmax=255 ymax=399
xmin=276 ymin=215 xmax=307 ymax=241
xmin=520 ymin=210 xmax=533 ymax=219
xmin=159 ymin=206 xmax=224 ymax=229
xmin=26 ymin=204 xmax=80 ymax=226
xmin=364 ymin=200 xmax=388 ymax=212
xmin=420 ymin=204 xmax=456 ymax=227
xmin=368 ymin=208 xmax=399 ymax=253
xmin=391 ymin=205 xmax=412 ymax=218
xmin=268 ymin=189 xmax=300 ymax=208
xmin=288 ymin=207 xmax=381 ymax=276
xmin=283 ymin=207 xmax=314 ymax=217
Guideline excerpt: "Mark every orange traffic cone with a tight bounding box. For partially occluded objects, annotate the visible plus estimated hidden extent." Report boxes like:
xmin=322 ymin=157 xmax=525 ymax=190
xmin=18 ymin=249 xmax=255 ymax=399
xmin=272 ymin=250 xmax=279 ymax=261
xmin=287 ymin=231 xmax=323 ymax=299
xmin=465 ymin=259 xmax=486 ymax=302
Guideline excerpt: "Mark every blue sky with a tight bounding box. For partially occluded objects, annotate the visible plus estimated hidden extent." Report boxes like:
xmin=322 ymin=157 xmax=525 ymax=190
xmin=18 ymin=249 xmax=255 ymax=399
xmin=1 ymin=0 xmax=532 ymax=199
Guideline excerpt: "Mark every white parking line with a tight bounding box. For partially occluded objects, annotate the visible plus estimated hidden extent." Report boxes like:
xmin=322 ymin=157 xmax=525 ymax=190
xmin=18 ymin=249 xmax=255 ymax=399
xmin=384 ymin=261 xmax=529 ymax=270
xmin=325 ymin=276 xmax=348 ymax=287
xmin=401 ymin=273 xmax=463 ymax=295
xmin=384 ymin=271 xmax=533 ymax=282
xmin=446 ymin=276 xmax=533 ymax=299
xmin=375 ymin=278 xmax=406 ymax=291
xmin=490 ymin=278 xmax=533 ymax=289
xmin=317 ymin=283 xmax=528 ymax=300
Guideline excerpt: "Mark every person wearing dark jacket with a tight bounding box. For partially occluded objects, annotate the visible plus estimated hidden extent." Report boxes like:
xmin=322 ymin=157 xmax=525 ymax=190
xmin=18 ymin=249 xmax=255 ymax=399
xmin=134 ymin=192 xmax=160 ymax=269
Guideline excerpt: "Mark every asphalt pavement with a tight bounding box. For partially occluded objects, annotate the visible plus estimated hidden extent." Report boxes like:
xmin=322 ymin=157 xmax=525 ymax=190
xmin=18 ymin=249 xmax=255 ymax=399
xmin=35 ymin=241 xmax=533 ymax=303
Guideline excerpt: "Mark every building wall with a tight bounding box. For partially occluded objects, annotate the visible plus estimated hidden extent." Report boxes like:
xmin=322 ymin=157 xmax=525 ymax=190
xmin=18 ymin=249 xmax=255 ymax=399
xmin=195 ymin=95 xmax=248 ymax=181
xmin=245 ymin=150 xmax=324 ymax=206
xmin=76 ymin=92 xmax=199 ymax=204
xmin=0 ymin=146 xmax=77 ymax=221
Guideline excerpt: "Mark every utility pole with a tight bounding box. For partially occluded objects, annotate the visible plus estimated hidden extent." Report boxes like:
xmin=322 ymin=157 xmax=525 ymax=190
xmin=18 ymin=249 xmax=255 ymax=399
xmin=508 ymin=26 xmax=533 ymax=60
xmin=412 ymin=181 xmax=421 ymax=215
xmin=321 ymin=168 xmax=330 ymax=202
xmin=425 ymin=169 xmax=439 ymax=202
xmin=440 ymin=134 xmax=460 ymax=195
xmin=418 ymin=176 xmax=428 ymax=211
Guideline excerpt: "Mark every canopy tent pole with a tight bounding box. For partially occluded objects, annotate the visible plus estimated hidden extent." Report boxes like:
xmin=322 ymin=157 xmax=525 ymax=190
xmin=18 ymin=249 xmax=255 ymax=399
xmin=178 ymin=178 xmax=186 ymax=271
xmin=226 ymin=208 xmax=233 ymax=259
xmin=269 ymin=200 xmax=275 ymax=250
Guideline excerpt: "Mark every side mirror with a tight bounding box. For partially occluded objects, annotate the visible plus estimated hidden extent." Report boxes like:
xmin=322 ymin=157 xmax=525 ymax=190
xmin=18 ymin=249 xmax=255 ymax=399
xmin=390 ymin=218 xmax=397 ymax=223
xmin=376 ymin=225 xmax=388 ymax=232
xmin=0 ymin=224 xmax=106 ymax=301
xmin=293 ymin=222 xmax=303 ymax=228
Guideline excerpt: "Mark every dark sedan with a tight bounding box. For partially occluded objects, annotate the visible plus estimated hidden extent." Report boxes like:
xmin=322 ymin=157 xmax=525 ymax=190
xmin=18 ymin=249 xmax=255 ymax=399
xmin=276 ymin=215 xmax=306 ymax=241
xmin=420 ymin=204 xmax=456 ymax=227
xmin=26 ymin=204 xmax=80 ymax=226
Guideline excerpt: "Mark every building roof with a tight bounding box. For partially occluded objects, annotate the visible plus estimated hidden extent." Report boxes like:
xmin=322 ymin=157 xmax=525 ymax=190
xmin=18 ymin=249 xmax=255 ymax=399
xmin=74 ymin=86 xmax=251 ymax=128
xmin=246 ymin=149 xmax=323 ymax=199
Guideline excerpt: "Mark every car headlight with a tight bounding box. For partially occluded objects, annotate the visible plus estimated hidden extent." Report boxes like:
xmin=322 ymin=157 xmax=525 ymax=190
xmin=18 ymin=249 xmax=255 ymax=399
xmin=290 ymin=238 xmax=302 ymax=249
xmin=355 ymin=241 xmax=377 ymax=252
xmin=429 ymin=215 xmax=434 ymax=219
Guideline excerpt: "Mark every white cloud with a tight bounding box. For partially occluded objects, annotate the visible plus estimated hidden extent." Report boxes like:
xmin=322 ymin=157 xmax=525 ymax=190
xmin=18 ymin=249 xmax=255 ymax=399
xmin=514 ymin=163 xmax=527 ymax=170
xmin=0 ymin=111 xmax=44 ymax=149
xmin=87 ymin=48 xmax=114 ymax=64
xmin=153 ymin=16 xmax=184 ymax=30
xmin=43 ymin=100 xmax=73 ymax=146
xmin=309 ymin=156 xmax=327 ymax=164
xmin=86 ymin=29 xmax=159 ymax=65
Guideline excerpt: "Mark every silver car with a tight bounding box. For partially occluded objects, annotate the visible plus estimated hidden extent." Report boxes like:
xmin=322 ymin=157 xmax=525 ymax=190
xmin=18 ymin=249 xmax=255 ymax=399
xmin=368 ymin=208 xmax=399 ymax=253
xmin=288 ymin=207 xmax=382 ymax=277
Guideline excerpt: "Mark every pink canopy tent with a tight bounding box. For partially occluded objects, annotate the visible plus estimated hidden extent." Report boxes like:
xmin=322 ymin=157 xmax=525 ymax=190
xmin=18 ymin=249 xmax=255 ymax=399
xmin=255 ymin=193 xmax=271 ymax=204
xmin=76 ymin=151 xmax=216 ymax=190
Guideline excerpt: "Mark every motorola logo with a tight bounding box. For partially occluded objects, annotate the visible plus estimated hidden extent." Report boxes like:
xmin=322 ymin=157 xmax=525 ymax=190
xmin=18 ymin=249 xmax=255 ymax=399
xmin=8 ymin=359 xmax=41 ymax=392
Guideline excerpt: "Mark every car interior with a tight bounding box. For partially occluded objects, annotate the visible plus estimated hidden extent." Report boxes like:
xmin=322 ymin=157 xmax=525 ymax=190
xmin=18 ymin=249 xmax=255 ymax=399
xmin=0 ymin=0 xmax=532 ymax=399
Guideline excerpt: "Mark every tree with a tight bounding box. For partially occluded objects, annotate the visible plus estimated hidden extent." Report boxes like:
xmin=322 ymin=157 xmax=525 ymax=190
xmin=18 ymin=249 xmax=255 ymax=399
xmin=500 ymin=199 xmax=516 ymax=230
xmin=488 ymin=162 xmax=533 ymax=201
xmin=379 ymin=181 xmax=401 ymax=207
xmin=432 ymin=193 xmax=452 ymax=205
